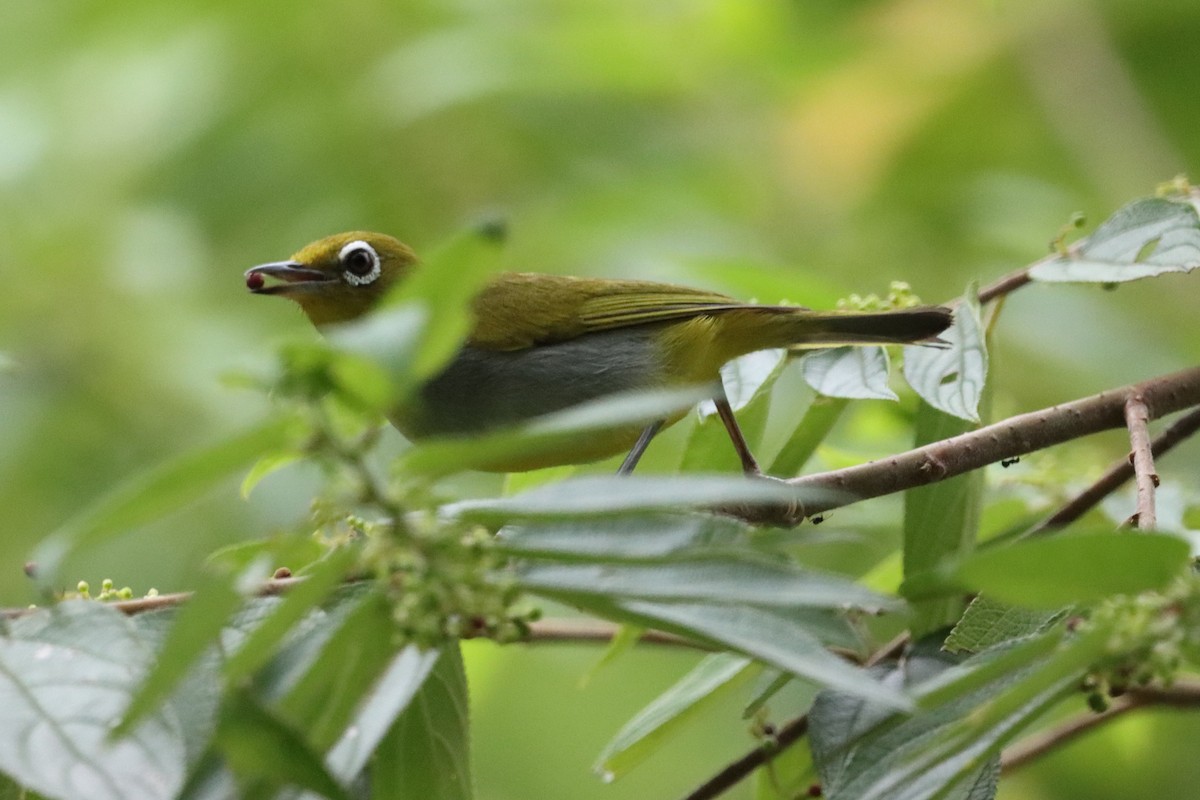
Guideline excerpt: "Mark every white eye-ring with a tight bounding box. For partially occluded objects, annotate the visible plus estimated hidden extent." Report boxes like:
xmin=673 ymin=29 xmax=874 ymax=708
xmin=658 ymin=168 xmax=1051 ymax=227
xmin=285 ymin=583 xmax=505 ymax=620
xmin=339 ymin=240 xmax=381 ymax=286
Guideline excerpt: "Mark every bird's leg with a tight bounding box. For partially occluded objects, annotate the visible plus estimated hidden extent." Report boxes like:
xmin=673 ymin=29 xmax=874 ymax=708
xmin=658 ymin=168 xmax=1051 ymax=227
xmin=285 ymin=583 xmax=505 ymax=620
xmin=618 ymin=419 xmax=665 ymax=475
xmin=714 ymin=391 xmax=762 ymax=476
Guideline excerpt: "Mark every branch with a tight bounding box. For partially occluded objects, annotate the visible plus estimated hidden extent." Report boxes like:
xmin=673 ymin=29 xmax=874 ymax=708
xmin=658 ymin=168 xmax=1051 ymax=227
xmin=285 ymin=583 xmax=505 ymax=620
xmin=1030 ymin=405 xmax=1200 ymax=534
xmin=521 ymin=618 xmax=704 ymax=649
xmin=1124 ymin=396 xmax=1159 ymax=529
xmin=1001 ymin=680 xmax=1200 ymax=773
xmin=729 ymin=365 xmax=1200 ymax=525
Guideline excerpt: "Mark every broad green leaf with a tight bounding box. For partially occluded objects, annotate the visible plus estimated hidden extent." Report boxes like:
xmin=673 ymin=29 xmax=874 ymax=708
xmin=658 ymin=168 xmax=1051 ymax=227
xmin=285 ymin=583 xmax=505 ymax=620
xmin=35 ymin=418 xmax=298 ymax=581
xmin=281 ymin=589 xmax=400 ymax=753
xmin=514 ymin=559 xmax=899 ymax=612
xmin=0 ymin=603 xmax=187 ymax=800
xmin=906 ymin=531 xmax=1191 ymax=609
xmin=802 ymin=347 xmax=896 ymax=400
xmin=381 ymin=222 xmax=506 ymax=380
xmin=498 ymin=513 xmax=748 ymax=560
xmin=617 ymin=600 xmax=909 ymax=709
xmin=448 ymin=474 xmax=842 ymax=523
xmin=595 ymin=654 xmax=758 ymax=779
xmin=117 ymin=568 xmax=245 ymax=736
xmin=944 ymin=596 xmax=1069 ymax=655
xmin=767 ymin=396 xmax=848 ymax=476
xmin=222 ymin=546 xmax=360 ymax=684
xmin=370 ymin=645 xmax=472 ymax=800
xmin=1029 ymin=196 xmax=1200 ymax=283
xmin=215 ymin=691 xmax=351 ymax=800
xmin=324 ymin=646 xmax=441 ymax=780
xmin=903 ymin=401 xmax=984 ymax=638
xmin=903 ymin=292 xmax=987 ymax=423
xmin=400 ymin=385 xmax=710 ymax=476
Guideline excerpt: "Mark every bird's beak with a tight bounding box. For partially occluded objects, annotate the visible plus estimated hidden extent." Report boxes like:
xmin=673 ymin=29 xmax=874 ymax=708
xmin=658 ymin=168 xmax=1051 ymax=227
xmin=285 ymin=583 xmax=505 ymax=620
xmin=244 ymin=261 xmax=334 ymax=295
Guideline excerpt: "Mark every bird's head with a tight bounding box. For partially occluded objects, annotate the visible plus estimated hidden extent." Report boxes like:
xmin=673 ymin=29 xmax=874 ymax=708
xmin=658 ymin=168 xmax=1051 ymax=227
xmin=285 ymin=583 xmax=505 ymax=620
xmin=245 ymin=231 xmax=418 ymax=327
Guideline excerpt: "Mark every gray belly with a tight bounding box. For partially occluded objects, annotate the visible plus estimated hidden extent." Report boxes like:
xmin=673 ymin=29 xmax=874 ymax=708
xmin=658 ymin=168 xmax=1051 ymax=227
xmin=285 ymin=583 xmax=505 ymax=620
xmin=397 ymin=327 xmax=665 ymax=438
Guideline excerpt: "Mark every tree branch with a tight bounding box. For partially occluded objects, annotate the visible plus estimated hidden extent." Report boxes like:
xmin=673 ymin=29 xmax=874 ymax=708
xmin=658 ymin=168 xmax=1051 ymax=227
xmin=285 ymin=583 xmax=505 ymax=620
xmin=1124 ymin=396 xmax=1159 ymax=529
xmin=1001 ymin=680 xmax=1200 ymax=773
xmin=1030 ymin=405 xmax=1200 ymax=534
xmin=729 ymin=365 xmax=1200 ymax=526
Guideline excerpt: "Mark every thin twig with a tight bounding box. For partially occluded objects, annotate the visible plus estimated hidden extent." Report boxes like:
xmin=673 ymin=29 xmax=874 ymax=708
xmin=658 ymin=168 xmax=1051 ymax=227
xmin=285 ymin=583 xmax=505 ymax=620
xmin=678 ymin=634 xmax=909 ymax=800
xmin=1123 ymin=396 xmax=1159 ymax=529
xmin=728 ymin=365 xmax=1200 ymax=526
xmin=1030 ymin=406 xmax=1200 ymax=535
xmin=2 ymin=576 xmax=303 ymax=620
xmin=1001 ymin=680 xmax=1200 ymax=773
xmin=522 ymin=618 xmax=703 ymax=649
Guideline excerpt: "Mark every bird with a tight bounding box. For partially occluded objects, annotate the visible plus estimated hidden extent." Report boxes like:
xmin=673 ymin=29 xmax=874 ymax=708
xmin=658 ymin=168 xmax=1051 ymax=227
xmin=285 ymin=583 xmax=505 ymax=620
xmin=245 ymin=231 xmax=953 ymax=473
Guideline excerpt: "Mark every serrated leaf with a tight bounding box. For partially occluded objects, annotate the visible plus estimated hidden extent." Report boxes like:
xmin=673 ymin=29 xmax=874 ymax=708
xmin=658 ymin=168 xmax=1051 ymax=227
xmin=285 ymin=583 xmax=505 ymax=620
xmin=903 ymin=293 xmax=986 ymax=423
xmin=944 ymin=596 xmax=1069 ymax=655
xmin=370 ymin=645 xmax=472 ymax=800
xmin=447 ymin=474 xmax=843 ymax=524
xmin=514 ymin=559 xmax=898 ymax=612
xmin=0 ymin=603 xmax=187 ymax=800
xmin=1030 ymin=196 xmax=1200 ymax=283
xmin=596 ymin=654 xmax=757 ymax=779
xmin=802 ymin=347 xmax=897 ymax=400
xmin=34 ymin=418 xmax=298 ymax=581
xmin=617 ymin=600 xmax=909 ymax=709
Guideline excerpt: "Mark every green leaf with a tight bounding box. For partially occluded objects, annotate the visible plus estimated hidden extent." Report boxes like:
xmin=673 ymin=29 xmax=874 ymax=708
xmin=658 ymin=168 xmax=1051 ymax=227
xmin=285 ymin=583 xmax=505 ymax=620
xmin=944 ymin=596 xmax=1069 ymax=655
xmin=324 ymin=645 xmax=441 ymax=780
xmin=383 ymin=222 xmax=505 ymax=381
xmin=903 ymin=291 xmax=987 ymax=423
xmin=902 ymin=401 xmax=984 ymax=638
xmin=34 ymin=418 xmax=298 ymax=581
xmin=513 ymin=559 xmax=899 ymax=612
xmin=400 ymin=385 xmax=710 ymax=476
xmin=767 ymin=396 xmax=848 ymax=476
xmin=595 ymin=653 xmax=758 ymax=779
xmin=802 ymin=347 xmax=897 ymax=400
xmin=221 ymin=546 xmax=360 ymax=684
xmin=215 ymin=690 xmax=351 ymax=800
xmin=682 ymin=351 xmax=788 ymax=473
xmin=280 ymin=589 xmax=401 ymax=753
xmin=498 ymin=513 xmax=748 ymax=561
xmin=616 ymin=600 xmax=909 ymax=709
xmin=370 ymin=644 xmax=473 ymax=800
xmin=0 ymin=603 xmax=187 ymax=800
xmin=448 ymin=474 xmax=842 ymax=524
xmin=1030 ymin=196 xmax=1200 ymax=283
xmin=117 ymin=568 xmax=245 ymax=737
xmin=906 ymin=530 xmax=1192 ymax=609
xmin=324 ymin=306 xmax=428 ymax=405
xmin=240 ymin=451 xmax=303 ymax=499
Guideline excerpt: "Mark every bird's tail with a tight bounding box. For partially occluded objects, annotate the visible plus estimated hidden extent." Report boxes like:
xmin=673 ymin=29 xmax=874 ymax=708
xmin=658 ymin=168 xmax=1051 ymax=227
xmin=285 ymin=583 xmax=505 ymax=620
xmin=778 ymin=306 xmax=954 ymax=350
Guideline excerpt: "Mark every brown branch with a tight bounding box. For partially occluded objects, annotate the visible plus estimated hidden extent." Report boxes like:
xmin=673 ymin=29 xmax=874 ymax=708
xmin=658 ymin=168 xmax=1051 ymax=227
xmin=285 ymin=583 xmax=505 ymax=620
xmin=1124 ymin=396 xmax=1159 ymax=529
xmin=1001 ymin=680 xmax=1200 ymax=773
xmin=522 ymin=618 xmax=704 ymax=650
xmin=1030 ymin=405 xmax=1200 ymax=534
xmin=733 ymin=365 xmax=1200 ymax=526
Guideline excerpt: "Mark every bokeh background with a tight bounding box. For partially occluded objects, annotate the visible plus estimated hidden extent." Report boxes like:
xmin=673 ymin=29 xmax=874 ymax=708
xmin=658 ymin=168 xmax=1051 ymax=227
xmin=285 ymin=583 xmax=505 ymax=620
xmin=3 ymin=0 xmax=1199 ymax=798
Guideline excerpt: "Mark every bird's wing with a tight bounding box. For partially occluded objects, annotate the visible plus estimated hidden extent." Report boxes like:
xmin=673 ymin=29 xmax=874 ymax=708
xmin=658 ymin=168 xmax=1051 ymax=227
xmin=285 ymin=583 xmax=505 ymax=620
xmin=467 ymin=272 xmax=754 ymax=350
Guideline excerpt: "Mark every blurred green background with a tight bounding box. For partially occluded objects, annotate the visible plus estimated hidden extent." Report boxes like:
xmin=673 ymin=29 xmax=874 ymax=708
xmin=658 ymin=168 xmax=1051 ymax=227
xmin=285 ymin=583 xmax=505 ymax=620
xmin=3 ymin=0 xmax=1199 ymax=797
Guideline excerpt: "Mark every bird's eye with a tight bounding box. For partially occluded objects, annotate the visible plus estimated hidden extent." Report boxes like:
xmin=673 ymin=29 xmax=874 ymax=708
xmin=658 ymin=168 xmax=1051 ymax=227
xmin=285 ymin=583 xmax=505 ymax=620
xmin=338 ymin=240 xmax=381 ymax=286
